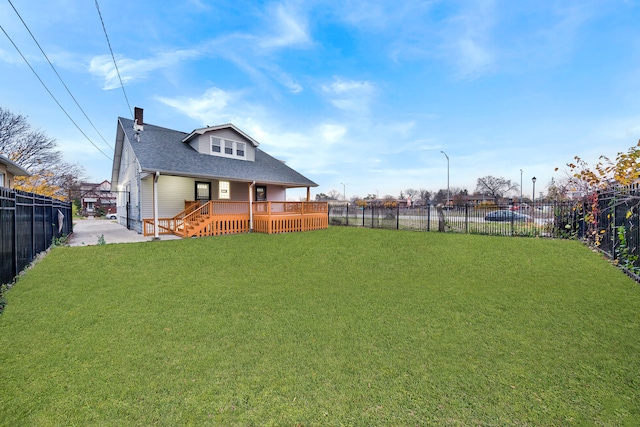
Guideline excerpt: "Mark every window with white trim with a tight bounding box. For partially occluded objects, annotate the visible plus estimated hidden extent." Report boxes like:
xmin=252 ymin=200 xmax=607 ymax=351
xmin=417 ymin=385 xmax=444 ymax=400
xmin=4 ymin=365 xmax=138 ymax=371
xmin=211 ymin=138 xmax=221 ymax=153
xmin=219 ymin=181 xmax=230 ymax=199
xmin=210 ymin=136 xmax=247 ymax=159
xmin=0 ymin=172 xmax=5 ymax=187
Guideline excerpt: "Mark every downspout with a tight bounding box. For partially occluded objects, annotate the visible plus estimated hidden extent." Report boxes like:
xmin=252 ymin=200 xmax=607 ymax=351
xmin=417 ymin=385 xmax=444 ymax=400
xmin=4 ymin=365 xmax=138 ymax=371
xmin=249 ymin=181 xmax=256 ymax=232
xmin=153 ymin=171 xmax=160 ymax=239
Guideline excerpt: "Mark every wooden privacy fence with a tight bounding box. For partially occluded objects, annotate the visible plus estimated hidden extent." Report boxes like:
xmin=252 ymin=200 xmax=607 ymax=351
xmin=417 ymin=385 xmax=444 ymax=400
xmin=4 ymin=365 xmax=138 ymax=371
xmin=0 ymin=188 xmax=73 ymax=286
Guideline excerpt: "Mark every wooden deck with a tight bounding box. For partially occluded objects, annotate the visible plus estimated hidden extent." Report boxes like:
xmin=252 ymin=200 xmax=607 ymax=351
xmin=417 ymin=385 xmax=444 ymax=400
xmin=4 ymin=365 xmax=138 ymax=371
xmin=143 ymin=201 xmax=328 ymax=237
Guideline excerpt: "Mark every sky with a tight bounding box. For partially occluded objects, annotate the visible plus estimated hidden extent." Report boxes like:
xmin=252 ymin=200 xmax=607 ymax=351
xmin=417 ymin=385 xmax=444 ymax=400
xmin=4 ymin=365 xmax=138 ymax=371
xmin=1 ymin=0 xmax=640 ymax=201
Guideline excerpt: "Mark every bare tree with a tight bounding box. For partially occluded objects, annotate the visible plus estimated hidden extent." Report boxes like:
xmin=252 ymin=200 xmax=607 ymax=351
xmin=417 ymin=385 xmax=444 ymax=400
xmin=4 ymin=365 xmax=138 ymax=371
xmin=418 ymin=189 xmax=431 ymax=206
xmin=0 ymin=107 xmax=85 ymax=198
xmin=475 ymin=176 xmax=518 ymax=203
xmin=327 ymin=189 xmax=341 ymax=200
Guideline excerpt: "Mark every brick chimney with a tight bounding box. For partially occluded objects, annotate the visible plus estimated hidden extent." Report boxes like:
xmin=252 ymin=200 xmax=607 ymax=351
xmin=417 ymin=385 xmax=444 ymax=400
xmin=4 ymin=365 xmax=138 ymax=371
xmin=134 ymin=107 xmax=144 ymax=131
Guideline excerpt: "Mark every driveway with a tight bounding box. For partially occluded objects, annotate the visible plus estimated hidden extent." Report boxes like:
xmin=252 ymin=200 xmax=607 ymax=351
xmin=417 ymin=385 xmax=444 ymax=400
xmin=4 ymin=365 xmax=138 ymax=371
xmin=69 ymin=217 xmax=181 ymax=246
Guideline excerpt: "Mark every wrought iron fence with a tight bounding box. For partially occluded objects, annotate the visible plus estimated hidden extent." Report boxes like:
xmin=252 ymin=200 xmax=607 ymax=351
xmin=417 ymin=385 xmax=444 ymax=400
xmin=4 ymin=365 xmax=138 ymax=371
xmin=0 ymin=188 xmax=72 ymax=286
xmin=329 ymin=202 xmax=586 ymax=237
xmin=589 ymin=186 xmax=640 ymax=274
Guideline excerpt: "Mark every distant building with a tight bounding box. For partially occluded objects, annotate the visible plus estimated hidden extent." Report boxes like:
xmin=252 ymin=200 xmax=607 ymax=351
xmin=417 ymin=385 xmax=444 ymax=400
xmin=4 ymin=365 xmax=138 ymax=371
xmin=80 ymin=180 xmax=116 ymax=216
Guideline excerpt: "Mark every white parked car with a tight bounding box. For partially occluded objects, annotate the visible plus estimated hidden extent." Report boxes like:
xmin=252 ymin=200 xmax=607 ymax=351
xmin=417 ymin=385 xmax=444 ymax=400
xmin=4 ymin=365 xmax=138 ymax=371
xmin=105 ymin=213 xmax=117 ymax=220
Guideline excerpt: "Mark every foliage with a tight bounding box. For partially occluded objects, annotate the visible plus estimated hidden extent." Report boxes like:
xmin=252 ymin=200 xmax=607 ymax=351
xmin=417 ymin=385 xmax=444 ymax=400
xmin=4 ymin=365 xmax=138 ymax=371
xmin=51 ymin=234 xmax=68 ymax=248
xmin=315 ymin=193 xmax=334 ymax=201
xmin=564 ymin=140 xmax=640 ymax=254
xmin=615 ymin=224 xmax=639 ymax=274
xmin=97 ymin=234 xmax=106 ymax=245
xmin=0 ymin=107 xmax=85 ymax=199
xmin=382 ymin=195 xmax=397 ymax=208
xmin=1 ymin=229 xmax=639 ymax=425
xmin=566 ymin=140 xmax=640 ymax=191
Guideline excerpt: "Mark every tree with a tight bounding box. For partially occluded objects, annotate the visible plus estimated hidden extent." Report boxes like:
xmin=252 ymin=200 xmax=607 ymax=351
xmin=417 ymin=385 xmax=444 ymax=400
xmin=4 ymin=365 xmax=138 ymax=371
xmin=562 ymin=140 xmax=640 ymax=250
xmin=0 ymin=107 xmax=85 ymax=199
xmin=418 ymin=189 xmax=431 ymax=206
xmin=475 ymin=176 xmax=518 ymax=203
xmin=565 ymin=140 xmax=640 ymax=191
xmin=327 ymin=189 xmax=341 ymax=200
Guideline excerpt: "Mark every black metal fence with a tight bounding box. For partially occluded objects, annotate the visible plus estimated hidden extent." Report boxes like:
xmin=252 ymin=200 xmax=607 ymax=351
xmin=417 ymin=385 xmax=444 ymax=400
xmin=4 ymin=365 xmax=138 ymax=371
xmin=589 ymin=186 xmax=640 ymax=273
xmin=328 ymin=202 xmax=585 ymax=237
xmin=0 ymin=188 xmax=73 ymax=286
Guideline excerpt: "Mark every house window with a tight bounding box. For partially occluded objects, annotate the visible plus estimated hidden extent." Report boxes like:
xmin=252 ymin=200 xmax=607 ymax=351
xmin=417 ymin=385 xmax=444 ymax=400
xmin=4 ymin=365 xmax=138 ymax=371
xmin=210 ymin=136 xmax=248 ymax=159
xmin=255 ymin=186 xmax=266 ymax=201
xmin=0 ymin=173 xmax=4 ymax=187
xmin=196 ymin=182 xmax=211 ymax=200
xmin=219 ymin=181 xmax=230 ymax=199
xmin=211 ymin=139 xmax=221 ymax=153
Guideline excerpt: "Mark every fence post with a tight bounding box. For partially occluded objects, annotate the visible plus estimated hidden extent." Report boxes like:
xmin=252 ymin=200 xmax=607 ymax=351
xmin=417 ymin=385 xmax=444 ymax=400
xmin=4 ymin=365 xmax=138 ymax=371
xmin=346 ymin=203 xmax=349 ymax=227
xmin=371 ymin=205 xmax=374 ymax=228
xmin=396 ymin=203 xmax=400 ymax=230
xmin=465 ymin=204 xmax=469 ymax=233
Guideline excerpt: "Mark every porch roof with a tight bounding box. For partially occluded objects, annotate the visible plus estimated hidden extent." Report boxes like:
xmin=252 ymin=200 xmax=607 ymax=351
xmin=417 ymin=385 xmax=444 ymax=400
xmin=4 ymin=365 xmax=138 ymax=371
xmin=114 ymin=118 xmax=317 ymax=188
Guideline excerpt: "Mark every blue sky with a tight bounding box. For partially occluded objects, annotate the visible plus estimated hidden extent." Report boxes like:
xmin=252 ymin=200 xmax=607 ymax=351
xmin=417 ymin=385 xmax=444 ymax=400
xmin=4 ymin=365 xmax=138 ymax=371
xmin=1 ymin=0 xmax=639 ymax=200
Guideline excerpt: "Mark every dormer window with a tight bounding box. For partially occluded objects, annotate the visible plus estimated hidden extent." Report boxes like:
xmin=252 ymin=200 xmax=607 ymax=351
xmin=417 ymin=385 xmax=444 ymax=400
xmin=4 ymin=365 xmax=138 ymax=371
xmin=211 ymin=136 xmax=247 ymax=159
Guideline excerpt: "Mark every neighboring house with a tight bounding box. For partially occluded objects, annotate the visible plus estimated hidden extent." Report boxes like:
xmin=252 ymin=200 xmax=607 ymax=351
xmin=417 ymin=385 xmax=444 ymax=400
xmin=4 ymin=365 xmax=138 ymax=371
xmin=79 ymin=180 xmax=116 ymax=215
xmin=0 ymin=154 xmax=30 ymax=189
xmin=111 ymin=108 xmax=326 ymax=237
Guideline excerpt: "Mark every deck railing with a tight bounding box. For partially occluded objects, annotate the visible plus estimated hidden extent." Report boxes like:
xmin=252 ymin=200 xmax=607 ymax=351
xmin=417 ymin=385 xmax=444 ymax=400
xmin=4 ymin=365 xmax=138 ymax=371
xmin=252 ymin=202 xmax=328 ymax=234
xmin=144 ymin=201 xmax=328 ymax=237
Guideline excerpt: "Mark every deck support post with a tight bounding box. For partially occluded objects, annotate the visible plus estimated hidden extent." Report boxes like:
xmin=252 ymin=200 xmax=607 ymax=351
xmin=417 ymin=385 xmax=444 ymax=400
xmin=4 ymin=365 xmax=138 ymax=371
xmin=153 ymin=171 xmax=160 ymax=239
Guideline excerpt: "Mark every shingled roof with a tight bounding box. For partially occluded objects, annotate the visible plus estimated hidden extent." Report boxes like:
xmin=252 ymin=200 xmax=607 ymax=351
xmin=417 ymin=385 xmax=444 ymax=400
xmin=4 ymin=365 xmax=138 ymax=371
xmin=112 ymin=117 xmax=317 ymax=188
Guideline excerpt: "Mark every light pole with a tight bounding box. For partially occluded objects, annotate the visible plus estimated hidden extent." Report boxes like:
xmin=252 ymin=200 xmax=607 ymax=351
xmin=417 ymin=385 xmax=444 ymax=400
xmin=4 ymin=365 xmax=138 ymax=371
xmin=340 ymin=182 xmax=347 ymax=201
xmin=532 ymin=176 xmax=537 ymax=211
xmin=520 ymin=169 xmax=523 ymax=205
xmin=441 ymin=151 xmax=449 ymax=208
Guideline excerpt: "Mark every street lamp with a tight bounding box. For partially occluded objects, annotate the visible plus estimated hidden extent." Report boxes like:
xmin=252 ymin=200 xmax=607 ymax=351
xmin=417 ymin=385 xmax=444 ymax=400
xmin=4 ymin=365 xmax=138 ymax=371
xmin=520 ymin=169 xmax=523 ymax=205
xmin=441 ymin=151 xmax=449 ymax=208
xmin=340 ymin=182 xmax=347 ymax=201
xmin=532 ymin=176 xmax=537 ymax=209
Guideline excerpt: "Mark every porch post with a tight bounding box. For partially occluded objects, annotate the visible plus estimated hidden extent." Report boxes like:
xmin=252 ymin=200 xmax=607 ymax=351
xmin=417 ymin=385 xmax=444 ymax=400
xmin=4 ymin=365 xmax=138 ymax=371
xmin=306 ymin=187 xmax=310 ymax=202
xmin=153 ymin=171 xmax=160 ymax=239
xmin=249 ymin=181 xmax=255 ymax=231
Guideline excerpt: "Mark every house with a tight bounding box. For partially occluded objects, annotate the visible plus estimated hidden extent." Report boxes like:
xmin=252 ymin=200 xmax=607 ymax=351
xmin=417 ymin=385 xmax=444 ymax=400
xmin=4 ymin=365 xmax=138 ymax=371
xmin=0 ymin=154 xmax=30 ymax=189
xmin=111 ymin=108 xmax=327 ymax=237
xmin=79 ymin=180 xmax=116 ymax=216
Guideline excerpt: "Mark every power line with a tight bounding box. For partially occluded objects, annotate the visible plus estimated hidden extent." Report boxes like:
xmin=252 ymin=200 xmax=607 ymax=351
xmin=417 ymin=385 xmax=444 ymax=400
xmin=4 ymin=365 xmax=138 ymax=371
xmin=95 ymin=0 xmax=133 ymax=119
xmin=6 ymin=0 xmax=113 ymax=151
xmin=0 ymin=25 xmax=112 ymax=160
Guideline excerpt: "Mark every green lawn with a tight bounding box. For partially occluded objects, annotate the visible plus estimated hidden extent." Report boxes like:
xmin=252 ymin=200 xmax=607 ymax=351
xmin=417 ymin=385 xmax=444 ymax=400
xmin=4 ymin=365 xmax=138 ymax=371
xmin=1 ymin=227 xmax=639 ymax=426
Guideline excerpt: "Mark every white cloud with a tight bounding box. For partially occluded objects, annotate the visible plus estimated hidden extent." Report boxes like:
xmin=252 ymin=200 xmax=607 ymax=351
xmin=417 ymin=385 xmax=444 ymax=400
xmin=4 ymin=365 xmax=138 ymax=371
xmin=439 ymin=0 xmax=496 ymax=79
xmin=156 ymin=87 xmax=236 ymax=124
xmin=319 ymin=124 xmax=347 ymax=143
xmin=88 ymin=49 xmax=199 ymax=90
xmin=258 ymin=3 xmax=311 ymax=50
xmin=321 ymin=77 xmax=376 ymax=114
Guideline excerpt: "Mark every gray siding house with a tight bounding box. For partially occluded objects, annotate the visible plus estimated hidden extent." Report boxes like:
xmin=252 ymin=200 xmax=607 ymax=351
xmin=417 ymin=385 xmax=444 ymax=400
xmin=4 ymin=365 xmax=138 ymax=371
xmin=111 ymin=108 xmax=320 ymax=235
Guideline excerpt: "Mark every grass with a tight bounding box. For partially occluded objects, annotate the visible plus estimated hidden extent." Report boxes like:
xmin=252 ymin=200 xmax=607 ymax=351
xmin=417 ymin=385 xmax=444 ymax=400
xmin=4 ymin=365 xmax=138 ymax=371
xmin=1 ymin=227 xmax=640 ymax=426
